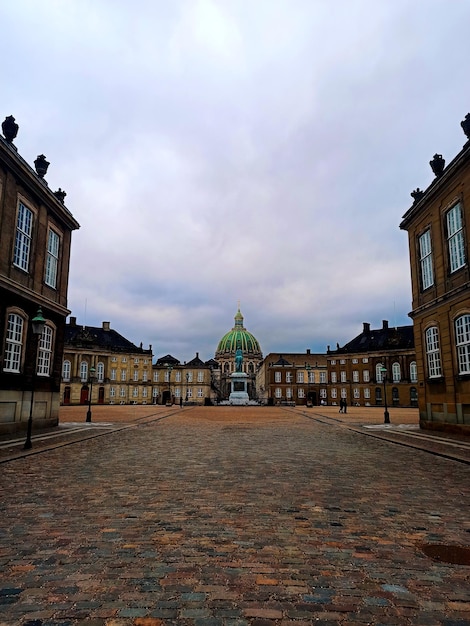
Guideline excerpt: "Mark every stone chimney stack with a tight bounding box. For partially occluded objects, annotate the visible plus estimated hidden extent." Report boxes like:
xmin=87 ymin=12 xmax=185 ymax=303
xmin=102 ymin=321 xmax=110 ymax=331
xmin=382 ymin=320 xmax=389 ymax=330
xmin=363 ymin=322 xmax=370 ymax=334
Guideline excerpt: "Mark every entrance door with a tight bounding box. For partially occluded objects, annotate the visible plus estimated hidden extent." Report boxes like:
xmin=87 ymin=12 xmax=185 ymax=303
xmin=98 ymin=387 xmax=105 ymax=404
xmin=80 ymin=386 xmax=89 ymax=404
xmin=63 ymin=386 xmax=71 ymax=405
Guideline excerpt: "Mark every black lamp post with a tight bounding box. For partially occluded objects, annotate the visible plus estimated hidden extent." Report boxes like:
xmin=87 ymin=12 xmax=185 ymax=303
xmin=24 ymin=307 xmax=46 ymax=450
xmin=186 ymin=372 xmax=189 ymax=402
xmin=86 ymin=365 xmax=96 ymax=422
xmin=165 ymin=364 xmax=173 ymax=405
xmin=305 ymin=363 xmax=311 ymax=406
xmin=380 ymin=366 xmax=390 ymax=424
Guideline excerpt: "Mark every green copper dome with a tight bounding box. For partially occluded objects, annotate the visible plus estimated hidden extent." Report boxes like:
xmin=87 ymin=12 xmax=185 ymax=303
xmin=216 ymin=309 xmax=262 ymax=356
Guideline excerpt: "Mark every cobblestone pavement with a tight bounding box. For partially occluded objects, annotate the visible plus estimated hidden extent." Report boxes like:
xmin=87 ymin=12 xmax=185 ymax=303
xmin=1 ymin=407 xmax=469 ymax=626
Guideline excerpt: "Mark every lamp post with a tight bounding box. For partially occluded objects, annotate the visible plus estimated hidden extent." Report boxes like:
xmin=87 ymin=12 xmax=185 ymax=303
xmin=86 ymin=365 xmax=96 ymax=422
xmin=305 ymin=363 xmax=311 ymax=406
xmin=380 ymin=366 xmax=390 ymax=424
xmin=165 ymin=364 xmax=173 ymax=405
xmin=186 ymin=372 xmax=189 ymax=402
xmin=24 ymin=307 xmax=46 ymax=450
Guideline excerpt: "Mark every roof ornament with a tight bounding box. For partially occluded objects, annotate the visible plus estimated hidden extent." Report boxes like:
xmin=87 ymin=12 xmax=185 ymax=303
xmin=461 ymin=113 xmax=470 ymax=143
xmin=54 ymin=188 xmax=67 ymax=203
xmin=34 ymin=154 xmax=50 ymax=178
xmin=411 ymin=188 xmax=424 ymax=204
xmin=429 ymin=153 xmax=445 ymax=178
xmin=1 ymin=115 xmax=19 ymax=143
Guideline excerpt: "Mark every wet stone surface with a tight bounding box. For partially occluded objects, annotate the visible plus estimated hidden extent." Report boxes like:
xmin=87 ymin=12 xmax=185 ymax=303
xmin=0 ymin=407 xmax=469 ymax=625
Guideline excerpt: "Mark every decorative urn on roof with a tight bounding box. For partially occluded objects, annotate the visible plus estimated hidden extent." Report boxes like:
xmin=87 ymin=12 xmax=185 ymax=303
xmin=34 ymin=154 xmax=50 ymax=178
xmin=1 ymin=115 xmax=19 ymax=143
xmin=461 ymin=113 xmax=470 ymax=142
xmin=429 ymin=153 xmax=445 ymax=177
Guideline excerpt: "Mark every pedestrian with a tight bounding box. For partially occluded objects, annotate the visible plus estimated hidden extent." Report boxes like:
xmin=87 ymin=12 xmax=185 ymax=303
xmin=339 ymin=398 xmax=344 ymax=413
xmin=343 ymin=399 xmax=347 ymax=414
xmin=180 ymin=396 xmax=183 ymax=408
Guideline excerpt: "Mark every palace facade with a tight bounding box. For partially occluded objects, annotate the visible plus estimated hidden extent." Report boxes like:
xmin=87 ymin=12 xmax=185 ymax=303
xmin=400 ymin=112 xmax=470 ymax=433
xmin=0 ymin=116 xmax=79 ymax=436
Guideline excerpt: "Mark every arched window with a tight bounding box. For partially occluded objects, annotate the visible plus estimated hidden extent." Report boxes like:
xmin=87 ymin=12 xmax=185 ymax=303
xmin=37 ymin=325 xmax=54 ymax=376
xmin=455 ymin=314 xmax=470 ymax=374
xmin=62 ymin=359 xmax=71 ymax=381
xmin=425 ymin=327 xmax=442 ymax=377
xmin=376 ymin=363 xmax=385 ymax=383
xmin=80 ymin=361 xmax=88 ymax=382
xmin=392 ymin=387 xmax=399 ymax=406
xmin=97 ymin=361 xmax=105 ymax=383
xmin=392 ymin=362 xmax=401 ymax=383
xmin=410 ymin=387 xmax=418 ymax=407
xmin=4 ymin=312 xmax=25 ymax=372
xmin=410 ymin=361 xmax=418 ymax=383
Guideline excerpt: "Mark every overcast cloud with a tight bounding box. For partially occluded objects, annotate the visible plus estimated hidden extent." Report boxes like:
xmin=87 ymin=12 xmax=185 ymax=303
xmin=2 ymin=0 xmax=469 ymax=361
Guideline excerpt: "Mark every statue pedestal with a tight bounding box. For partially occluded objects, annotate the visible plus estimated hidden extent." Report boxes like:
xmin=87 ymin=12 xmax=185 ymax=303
xmin=229 ymin=372 xmax=249 ymax=405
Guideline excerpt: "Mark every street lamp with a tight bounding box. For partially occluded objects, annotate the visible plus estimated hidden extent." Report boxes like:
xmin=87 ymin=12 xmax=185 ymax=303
xmin=24 ymin=307 xmax=46 ymax=449
xmin=86 ymin=365 xmax=96 ymax=422
xmin=165 ymin=363 xmax=173 ymax=405
xmin=186 ymin=372 xmax=189 ymax=402
xmin=305 ymin=363 xmax=311 ymax=406
xmin=380 ymin=366 xmax=390 ymax=424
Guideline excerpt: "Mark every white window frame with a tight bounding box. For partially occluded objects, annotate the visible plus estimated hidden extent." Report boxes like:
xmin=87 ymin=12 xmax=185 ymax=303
xmin=45 ymin=228 xmax=60 ymax=288
xmin=447 ymin=203 xmax=465 ymax=273
xmin=62 ymin=359 xmax=71 ymax=381
xmin=320 ymin=371 xmax=327 ymax=384
xmin=275 ymin=371 xmax=281 ymax=383
xmin=133 ymin=369 xmax=139 ymax=381
xmin=297 ymin=371 xmax=304 ymax=383
xmin=308 ymin=371 xmax=315 ymax=383
xmin=392 ymin=362 xmax=401 ymax=383
xmin=426 ymin=326 xmax=442 ymax=378
xmin=410 ymin=361 xmax=418 ymax=383
xmin=298 ymin=388 xmax=305 ymax=398
xmin=111 ymin=368 xmax=116 ymax=381
xmin=419 ymin=229 xmax=434 ymax=290
xmin=97 ymin=361 xmax=105 ymax=383
xmin=376 ymin=364 xmax=385 ymax=383
xmin=120 ymin=386 xmax=126 ymax=397
xmin=197 ymin=371 xmax=204 ymax=382
xmin=121 ymin=369 xmax=127 ymax=381
xmin=142 ymin=370 xmax=148 ymax=382
xmin=364 ymin=387 xmax=371 ymax=399
xmin=275 ymin=387 xmax=282 ymax=399
xmin=37 ymin=325 xmax=53 ymax=376
xmin=353 ymin=387 xmax=360 ymax=399
xmin=110 ymin=386 xmax=116 ymax=397
xmin=331 ymin=372 xmax=337 ymax=383
xmin=175 ymin=371 xmax=182 ymax=382
xmin=363 ymin=369 xmax=370 ymax=382
xmin=197 ymin=387 xmax=203 ymax=398
xmin=286 ymin=387 xmax=292 ymax=399
xmin=353 ymin=370 xmax=359 ymax=383
xmin=340 ymin=371 xmax=346 ymax=383
xmin=4 ymin=313 xmax=25 ymax=372
xmin=132 ymin=386 xmax=138 ymax=398
xmin=13 ymin=202 xmax=33 ymax=272
xmin=455 ymin=314 xmax=470 ymax=374
xmin=331 ymin=388 xmax=337 ymax=399
xmin=286 ymin=371 xmax=292 ymax=383
xmin=153 ymin=371 xmax=159 ymax=382
xmin=80 ymin=361 xmax=88 ymax=382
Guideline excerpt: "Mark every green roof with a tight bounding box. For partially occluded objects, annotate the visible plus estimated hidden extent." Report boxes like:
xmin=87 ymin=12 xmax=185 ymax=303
xmin=216 ymin=309 xmax=262 ymax=356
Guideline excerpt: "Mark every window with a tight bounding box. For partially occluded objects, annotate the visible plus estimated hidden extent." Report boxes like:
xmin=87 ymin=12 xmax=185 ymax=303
xmin=352 ymin=358 xmax=358 ymax=364
xmin=275 ymin=387 xmax=282 ymax=398
xmin=392 ymin=362 xmax=401 ymax=383
xmin=110 ymin=386 xmax=115 ymax=397
xmin=174 ymin=387 xmax=180 ymax=398
xmin=133 ymin=386 xmax=138 ymax=397
xmin=187 ymin=388 xmax=193 ymax=398
xmin=286 ymin=387 xmax=292 ymax=399
xmin=175 ymin=371 xmax=181 ymax=382
xmin=134 ymin=358 xmax=139 ymax=364
xmin=80 ymin=361 xmax=88 ymax=382
xmin=331 ymin=372 xmax=337 ymax=383
xmin=286 ymin=371 xmax=292 ymax=383
xmin=120 ymin=387 xmax=126 ymax=397
xmin=4 ymin=313 xmax=24 ymax=372
xmin=426 ymin=326 xmax=442 ymax=378
xmin=308 ymin=371 xmax=315 ymax=383
xmin=363 ymin=369 xmax=370 ymax=382
xmin=144 ymin=359 xmax=148 ymax=365
xmin=122 ymin=357 xmax=127 ymax=363
xmin=376 ymin=364 xmax=385 ymax=383
xmin=298 ymin=388 xmax=305 ymax=398
xmin=419 ymin=229 xmax=434 ymax=290
xmin=197 ymin=371 xmax=204 ymax=382
xmin=297 ymin=371 xmax=304 ymax=383
xmin=121 ymin=369 xmax=127 ymax=381
xmin=353 ymin=370 xmax=359 ymax=383
xmin=62 ymin=359 xmax=71 ymax=381
xmin=111 ymin=356 xmax=117 ymax=362
xmin=197 ymin=388 xmax=203 ymax=398
xmin=152 ymin=388 xmax=158 ymax=398
xmin=142 ymin=370 xmax=148 ymax=382
xmin=97 ymin=362 xmax=104 ymax=383
xmin=320 ymin=371 xmax=327 ymax=383
xmin=341 ymin=388 xmax=347 ymax=398
xmin=455 ymin=314 xmax=470 ymax=374
xmin=410 ymin=361 xmax=418 ymax=383
xmin=111 ymin=368 xmax=116 ymax=381
xmin=275 ymin=371 xmax=281 ymax=383
xmin=45 ymin=229 xmax=60 ymax=287
xmin=187 ymin=372 xmax=193 ymax=382
xmin=142 ymin=388 xmax=148 ymax=398
xmin=340 ymin=371 xmax=346 ymax=382
xmin=375 ymin=387 xmax=382 ymax=403
xmin=320 ymin=388 xmax=327 ymax=398
xmin=331 ymin=388 xmax=337 ymax=399
xmin=362 ymin=357 xmax=369 ymax=363
xmin=364 ymin=388 xmax=370 ymax=399
xmin=340 ymin=359 xmax=345 ymax=365
xmin=353 ymin=388 xmax=360 ymax=399
xmin=447 ymin=203 xmax=465 ymax=273
xmin=133 ymin=369 xmax=139 ymax=381
xmin=37 ymin=325 xmax=53 ymax=376
xmin=13 ymin=202 xmax=33 ymax=271
xmin=330 ymin=360 xmax=336 ymax=365
xmin=153 ymin=371 xmax=159 ymax=382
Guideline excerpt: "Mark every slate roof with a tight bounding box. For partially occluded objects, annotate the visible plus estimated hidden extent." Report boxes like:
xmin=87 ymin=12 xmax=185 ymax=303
xmin=330 ymin=323 xmax=414 ymax=354
xmin=65 ymin=323 xmax=149 ymax=353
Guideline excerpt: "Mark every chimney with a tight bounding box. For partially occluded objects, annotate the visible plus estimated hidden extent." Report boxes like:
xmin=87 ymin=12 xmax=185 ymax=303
xmin=69 ymin=316 xmax=77 ymax=327
xmin=306 ymin=348 xmax=311 ymax=355
xmin=363 ymin=322 xmax=370 ymax=334
xmin=196 ymin=352 xmax=199 ymax=359
xmin=382 ymin=320 xmax=389 ymax=330
xmin=102 ymin=321 xmax=110 ymax=331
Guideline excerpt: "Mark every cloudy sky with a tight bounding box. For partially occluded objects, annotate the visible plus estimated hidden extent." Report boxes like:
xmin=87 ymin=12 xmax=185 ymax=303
xmin=2 ymin=1 xmax=470 ymax=362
